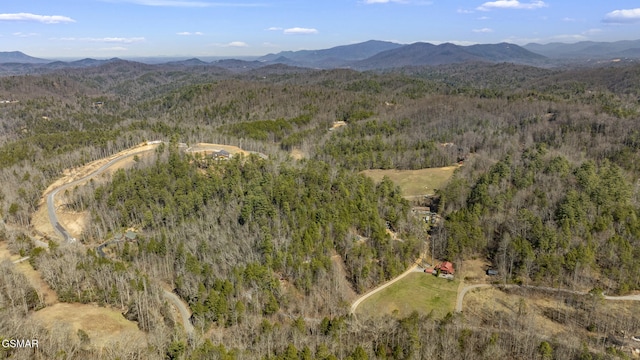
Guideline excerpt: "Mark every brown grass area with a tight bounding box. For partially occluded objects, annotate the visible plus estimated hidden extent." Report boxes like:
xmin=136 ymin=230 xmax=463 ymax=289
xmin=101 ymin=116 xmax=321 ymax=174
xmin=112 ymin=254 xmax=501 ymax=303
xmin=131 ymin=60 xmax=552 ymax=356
xmin=360 ymin=166 xmax=458 ymax=198
xmin=0 ymin=241 xmax=17 ymax=261
xmin=32 ymin=303 xmax=146 ymax=348
xmin=455 ymin=258 xmax=492 ymax=303
xmin=290 ymin=148 xmax=305 ymax=160
xmin=31 ymin=205 xmax=57 ymax=240
xmin=464 ymin=287 xmax=581 ymax=337
xmin=15 ymin=262 xmax=59 ymax=305
xmin=331 ymin=121 xmax=347 ymax=129
xmin=55 ymin=211 xmax=90 ymax=240
xmin=459 ymin=259 xmax=491 ymax=283
xmin=0 ymin=241 xmax=58 ymax=305
xmin=331 ymin=254 xmax=357 ymax=302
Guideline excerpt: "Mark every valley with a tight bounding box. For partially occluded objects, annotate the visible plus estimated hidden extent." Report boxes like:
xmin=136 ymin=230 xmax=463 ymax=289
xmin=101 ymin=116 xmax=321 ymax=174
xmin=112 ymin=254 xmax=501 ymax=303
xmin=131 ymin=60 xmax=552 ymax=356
xmin=0 ymin=39 xmax=640 ymax=359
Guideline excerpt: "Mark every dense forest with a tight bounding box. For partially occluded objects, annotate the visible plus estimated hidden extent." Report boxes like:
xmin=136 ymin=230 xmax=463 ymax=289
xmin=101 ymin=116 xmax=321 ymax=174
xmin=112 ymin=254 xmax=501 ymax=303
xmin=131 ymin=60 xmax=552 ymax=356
xmin=0 ymin=60 xmax=639 ymax=359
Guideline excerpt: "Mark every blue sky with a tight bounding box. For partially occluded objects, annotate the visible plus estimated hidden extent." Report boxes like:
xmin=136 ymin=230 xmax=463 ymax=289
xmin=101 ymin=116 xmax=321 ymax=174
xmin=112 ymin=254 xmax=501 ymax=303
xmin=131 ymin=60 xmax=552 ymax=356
xmin=1 ymin=0 xmax=640 ymax=58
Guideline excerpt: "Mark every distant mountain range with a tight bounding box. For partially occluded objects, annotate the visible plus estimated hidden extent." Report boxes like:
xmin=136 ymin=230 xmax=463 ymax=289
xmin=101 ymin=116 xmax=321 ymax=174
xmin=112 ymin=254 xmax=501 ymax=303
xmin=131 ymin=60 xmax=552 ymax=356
xmin=0 ymin=51 xmax=50 ymax=64
xmin=258 ymin=40 xmax=403 ymax=68
xmin=1 ymin=39 xmax=639 ymax=76
xmin=353 ymin=42 xmax=547 ymax=69
xmin=523 ymin=40 xmax=640 ymax=60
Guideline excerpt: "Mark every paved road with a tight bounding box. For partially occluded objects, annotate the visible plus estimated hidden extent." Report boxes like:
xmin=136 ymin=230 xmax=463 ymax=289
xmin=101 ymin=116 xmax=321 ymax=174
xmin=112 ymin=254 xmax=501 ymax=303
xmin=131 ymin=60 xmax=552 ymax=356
xmin=44 ymin=142 xmax=195 ymax=337
xmin=47 ymin=146 xmax=158 ymax=243
xmin=455 ymin=283 xmax=640 ymax=312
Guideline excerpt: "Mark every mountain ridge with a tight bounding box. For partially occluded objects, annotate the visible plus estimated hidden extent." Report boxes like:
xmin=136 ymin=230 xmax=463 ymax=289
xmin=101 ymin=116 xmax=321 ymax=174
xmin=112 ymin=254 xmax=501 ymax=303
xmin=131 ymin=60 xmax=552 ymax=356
xmin=523 ymin=39 xmax=640 ymax=59
xmin=2 ymin=39 xmax=640 ymax=76
xmin=0 ymin=51 xmax=51 ymax=64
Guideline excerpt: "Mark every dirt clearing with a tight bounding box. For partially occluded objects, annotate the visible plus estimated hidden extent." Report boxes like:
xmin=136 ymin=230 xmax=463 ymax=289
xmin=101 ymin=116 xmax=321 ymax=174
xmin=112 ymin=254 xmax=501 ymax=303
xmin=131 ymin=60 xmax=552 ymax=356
xmin=32 ymin=303 xmax=145 ymax=348
xmin=361 ymin=166 xmax=458 ymax=198
xmin=330 ymin=121 xmax=347 ymax=130
xmin=15 ymin=261 xmax=59 ymax=305
xmin=290 ymin=148 xmax=305 ymax=160
xmin=0 ymin=241 xmax=18 ymax=262
xmin=0 ymin=241 xmax=59 ymax=305
xmin=187 ymin=142 xmax=253 ymax=157
xmin=331 ymin=254 xmax=357 ymax=302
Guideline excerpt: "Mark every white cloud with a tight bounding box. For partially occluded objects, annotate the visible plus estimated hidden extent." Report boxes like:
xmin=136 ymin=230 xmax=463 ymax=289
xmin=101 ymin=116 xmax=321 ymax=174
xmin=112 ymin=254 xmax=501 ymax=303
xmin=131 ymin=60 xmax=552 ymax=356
xmin=97 ymin=46 xmax=128 ymax=51
xmin=473 ymin=28 xmax=493 ymax=33
xmin=266 ymin=27 xmax=282 ymax=31
xmin=502 ymin=36 xmax=542 ymax=45
xmin=503 ymin=29 xmax=602 ymax=45
xmin=209 ymin=41 xmax=249 ymax=48
xmin=477 ymin=0 xmax=547 ymax=11
xmin=562 ymin=17 xmax=576 ymax=22
xmin=549 ymin=34 xmax=587 ymax=42
xmin=362 ymin=0 xmax=432 ymax=4
xmin=59 ymin=37 xmax=145 ymax=43
xmin=13 ymin=32 xmax=39 ymax=37
xmin=101 ymin=37 xmax=145 ymax=43
xmin=0 ymin=13 xmax=75 ymax=24
xmin=105 ymin=0 xmax=265 ymax=7
xmin=603 ymin=8 xmax=640 ymax=23
xmin=283 ymin=27 xmax=318 ymax=35
xmin=363 ymin=0 xmax=407 ymax=3
xmin=457 ymin=9 xmax=474 ymax=14
xmin=477 ymin=16 xmax=490 ymax=20
xmin=177 ymin=31 xmax=203 ymax=35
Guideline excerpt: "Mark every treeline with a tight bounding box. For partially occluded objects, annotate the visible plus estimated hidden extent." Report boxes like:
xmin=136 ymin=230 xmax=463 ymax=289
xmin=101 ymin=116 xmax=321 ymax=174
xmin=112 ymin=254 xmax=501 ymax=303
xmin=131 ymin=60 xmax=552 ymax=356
xmin=219 ymin=112 xmax=314 ymax=142
xmin=436 ymin=145 xmax=640 ymax=292
xmin=81 ymin=147 xmax=421 ymax=329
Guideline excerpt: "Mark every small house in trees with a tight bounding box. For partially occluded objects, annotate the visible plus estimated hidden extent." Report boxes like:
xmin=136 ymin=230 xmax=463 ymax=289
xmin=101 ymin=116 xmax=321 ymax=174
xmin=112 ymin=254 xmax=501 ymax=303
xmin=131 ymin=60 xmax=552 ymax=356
xmin=436 ymin=261 xmax=455 ymax=275
xmin=125 ymin=230 xmax=137 ymax=241
xmin=211 ymin=149 xmax=231 ymax=160
xmin=412 ymin=207 xmax=437 ymax=224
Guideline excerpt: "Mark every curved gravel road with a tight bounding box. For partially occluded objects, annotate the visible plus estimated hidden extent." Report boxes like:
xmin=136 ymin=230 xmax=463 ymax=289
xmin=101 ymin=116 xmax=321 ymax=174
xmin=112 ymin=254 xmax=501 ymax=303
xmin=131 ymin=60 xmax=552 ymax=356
xmin=455 ymin=284 xmax=492 ymax=312
xmin=163 ymin=290 xmax=195 ymax=336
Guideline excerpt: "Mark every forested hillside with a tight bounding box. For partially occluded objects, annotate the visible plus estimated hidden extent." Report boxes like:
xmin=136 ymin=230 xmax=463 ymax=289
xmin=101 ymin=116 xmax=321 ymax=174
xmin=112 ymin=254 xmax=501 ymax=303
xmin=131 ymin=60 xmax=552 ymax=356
xmin=0 ymin=61 xmax=639 ymax=359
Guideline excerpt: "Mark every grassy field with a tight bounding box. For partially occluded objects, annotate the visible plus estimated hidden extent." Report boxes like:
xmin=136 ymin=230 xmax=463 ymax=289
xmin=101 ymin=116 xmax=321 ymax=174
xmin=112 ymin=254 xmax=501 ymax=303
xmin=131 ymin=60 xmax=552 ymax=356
xmin=356 ymin=272 xmax=459 ymax=319
xmin=32 ymin=303 xmax=146 ymax=348
xmin=361 ymin=166 xmax=458 ymax=198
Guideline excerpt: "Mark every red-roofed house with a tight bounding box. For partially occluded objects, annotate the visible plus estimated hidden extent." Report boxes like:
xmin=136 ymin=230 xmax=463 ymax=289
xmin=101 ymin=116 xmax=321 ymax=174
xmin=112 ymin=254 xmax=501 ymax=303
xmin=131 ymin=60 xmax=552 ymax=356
xmin=436 ymin=261 xmax=455 ymax=275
